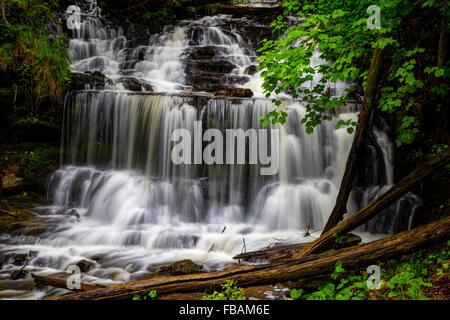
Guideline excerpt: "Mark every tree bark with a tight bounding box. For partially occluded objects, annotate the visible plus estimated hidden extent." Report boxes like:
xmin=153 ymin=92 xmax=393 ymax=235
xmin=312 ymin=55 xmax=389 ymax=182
xmin=1 ymin=0 xmax=9 ymax=25
xmin=233 ymin=234 xmax=361 ymax=262
xmin=437 ymin=0 xmax=448 ymax=68
xmin=52 ymin=216 xmax=450 ymax=300
xmin=322 ymin=48 xmax=384 ymax=234
xmin=32 ymin=274 xmax=106 ymax=292
xmin=294 ymin=147 xmax=450 ymax=259
xmin=0 ymin=209 xmax=19 ymax=218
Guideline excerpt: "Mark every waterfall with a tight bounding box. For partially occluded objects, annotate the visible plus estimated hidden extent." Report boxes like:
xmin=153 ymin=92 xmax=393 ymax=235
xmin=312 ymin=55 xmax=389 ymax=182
xmin=0 ymin=2 xmax=420 ymax=298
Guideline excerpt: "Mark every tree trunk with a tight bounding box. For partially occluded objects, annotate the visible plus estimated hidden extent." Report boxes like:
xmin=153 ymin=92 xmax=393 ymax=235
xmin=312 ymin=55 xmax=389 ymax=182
xmin=437 ymin=0 xmax=448 ymax=68
xmin=294 ymin=147 xmax=450 ymax=259
xmin=0 ymin=209 xmax=19 ymax=218
xmin=233 ymin=234 xmax=361 ymax=262
xmin=53 ymin=216 xmax=450 ymax=300
xmin=1 ymin=0 xmax=9 ymax=25
xmin=32 ymin=274 xmax=106 ymax=292
xmin=322 ymin=48 xmax=384 ymax=234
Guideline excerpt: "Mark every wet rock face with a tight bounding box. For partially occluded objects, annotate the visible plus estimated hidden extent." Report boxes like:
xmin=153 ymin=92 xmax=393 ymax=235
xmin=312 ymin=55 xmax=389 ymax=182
xmin=182 ymin=16 xmax=273 ymax=96
xmin=10 ymin=269 xmax=29 ymax=280
xmin=186 ymin=46 xmax=222 ymax=60
xmin=71 ymin=72 xmax=154 ymax=92
xmin=116 ymin=77 xmax=154 ymax=92
xmin=2 ymin=166 xmax=23 ymax=192
xmin=187 ymin=59 xmax=236 ymax=74
xmin=76 ymin=259 xmax=95 ymax=273
xmin=71 ymin=72 xmax=106 ymax=90
xmin=0 ymin=214 xmax=68 ymax=240
xmin=12 ymin=253 xmax=27 ymax=266
xmin=213 ymin=85 xmax=254 ymax=98
xmin=245 ymin=65 xmax=258 ymax=76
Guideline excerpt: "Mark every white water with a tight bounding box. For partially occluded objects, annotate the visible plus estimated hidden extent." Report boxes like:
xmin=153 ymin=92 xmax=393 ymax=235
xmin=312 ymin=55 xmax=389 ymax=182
xmin=0 ymin=4 xmax=419 ymax=299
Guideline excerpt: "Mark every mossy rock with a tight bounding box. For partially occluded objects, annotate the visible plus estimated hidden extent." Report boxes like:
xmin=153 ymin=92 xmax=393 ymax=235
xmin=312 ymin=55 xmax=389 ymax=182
xmin=170 ymin=259 xmax=203 ymax=275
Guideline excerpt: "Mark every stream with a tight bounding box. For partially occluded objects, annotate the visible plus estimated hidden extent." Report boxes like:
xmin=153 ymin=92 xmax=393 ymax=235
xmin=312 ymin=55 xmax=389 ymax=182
xmin=0 ymin=0 xmax=421 ymax=299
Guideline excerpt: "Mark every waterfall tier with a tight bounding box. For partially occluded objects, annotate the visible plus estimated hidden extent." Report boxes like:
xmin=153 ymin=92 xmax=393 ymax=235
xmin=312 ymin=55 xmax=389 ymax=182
xmin=0 ymin=2 xmax=421 ymax=299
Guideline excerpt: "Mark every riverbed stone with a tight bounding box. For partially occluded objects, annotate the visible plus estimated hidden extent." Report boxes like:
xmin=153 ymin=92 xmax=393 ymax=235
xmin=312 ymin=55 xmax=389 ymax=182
xmin=76 ymin=259 xmax=95 ymax=273
xmin=10 ymin=269 xmax=29 ymax=280
xmin=213 ymin=85 xmax=254 ymax=98
xmin=156 ymin=259 xmax=204 ymax=276
xmin=171 ymin=259 xmax=203 ymax=275
xmin=12 ymin=253 xmax=27 ymax=266
xmin=71 ymin=72 xmax=106 ymax=90
xmin=245 ymin=65 xmax=258 ymax=75
xmin=116 ymin=77 xmax=154 ymax=92
xmin=2 ymin=165 xmax=23 ymax=192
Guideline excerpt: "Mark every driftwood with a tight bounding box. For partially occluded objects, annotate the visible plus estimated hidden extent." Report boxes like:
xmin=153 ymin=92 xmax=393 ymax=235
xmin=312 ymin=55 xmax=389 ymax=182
xmin=233 ymin=234 xmax=361 ymax=262
xmin=294 ymin=148 xmax=450 ymax=258
xmin=52 ymin=216 xmax=450 ymax=300
xmin=0 ymin=209 xmax=18 ymax=217
xmin=32 ymin=274 xmax=106 ymax=292
xmin=322 ymin=48 xmax=384 ymax=234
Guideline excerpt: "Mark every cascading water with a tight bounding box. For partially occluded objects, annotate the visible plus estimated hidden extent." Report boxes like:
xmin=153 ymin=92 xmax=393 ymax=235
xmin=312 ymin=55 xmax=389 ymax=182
xmin=0 ymin=1 xmax=420 ymax=299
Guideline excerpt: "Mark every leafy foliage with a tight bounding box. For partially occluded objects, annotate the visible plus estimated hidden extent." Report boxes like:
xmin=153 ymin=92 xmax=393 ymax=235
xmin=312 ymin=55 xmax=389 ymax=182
xmin=258 ymin=0 xmax=449 ymax=146
xmin=0 ymin=142 xmax=60 ymax=182
xmin=0 ymin=0 xmax=71 ymax=111
xmin=290 ymin=242 xmax=450 ymax=300
xmin=290 ymin=262 xmax=369 ymax=300
xmin=332 ymin=232 xmax=348 ymax=245
xmin=132 ymin=290 xmax=157 ymax=300
xmin=202 ymin=280 xmax=246 ymax=300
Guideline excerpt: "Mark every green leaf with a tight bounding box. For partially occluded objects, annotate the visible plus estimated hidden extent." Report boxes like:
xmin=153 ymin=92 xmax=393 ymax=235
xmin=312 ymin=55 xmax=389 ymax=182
xmin=290 ymin=288 xmax=303 ymax=299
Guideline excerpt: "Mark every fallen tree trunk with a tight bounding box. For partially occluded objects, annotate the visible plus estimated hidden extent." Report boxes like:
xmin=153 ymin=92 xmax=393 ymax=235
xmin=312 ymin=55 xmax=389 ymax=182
xmin=322 ymin=48 xmax=384 ymax=234
xmin=32 ymin=274 xmax=106 ymax=292
xmin=0 ymin=209 xmax=19 ymax=218
xmin=53 ymin=216 xmax=450 ymax=300
xmin=294 ymin=148 xmax=450 ymax=259
xmin=233 ymin=234 xmax=361 ymax=262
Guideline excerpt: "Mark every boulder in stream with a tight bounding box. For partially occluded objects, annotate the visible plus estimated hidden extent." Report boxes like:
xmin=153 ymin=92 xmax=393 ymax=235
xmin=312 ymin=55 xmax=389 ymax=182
xmin=170 ymin=259 xmax=203 ymax=275
xmin=71 ymin=72 xmax=106 ymax=90
xmin=116 ymin=77 xmax=154 ymax=92
xmin=11 ymin=269 xmax=29 ymax=280
xmin=156 ymin=259 xmax=204 ymax=276
xmin=2 ymin=165 xmax=23 ymax=193
xmin=76 ymin=259 xmax=95 ymax=273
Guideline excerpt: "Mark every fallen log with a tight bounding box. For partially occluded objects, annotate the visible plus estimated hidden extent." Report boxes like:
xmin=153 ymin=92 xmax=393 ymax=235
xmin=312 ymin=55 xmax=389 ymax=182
xmin=294 ymin=148 xmax=450 ymax=259
xmin=159 ymin=292 xmax=204 ymax=300
xmin=53 ymin=216 xmax=450 ymax=300
xmin=32 ymin=274 xmax=106 ymax=292
xmin=233 ymin=234 xmax=361 ymax=262
xmin=322 ymin=47 xmax=383 ymax=234
xmin=0 ymin=209 xmax=19 ymax=218
xmin=160 ymin=275 xmax=326 ymax=300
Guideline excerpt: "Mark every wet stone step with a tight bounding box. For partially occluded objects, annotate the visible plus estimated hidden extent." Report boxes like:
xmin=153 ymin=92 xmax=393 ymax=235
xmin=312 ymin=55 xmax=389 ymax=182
xmin=186 ymin=46 xmax=228 ymax=59
xmin=186 ymin=59 xmax=237 ymax=73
